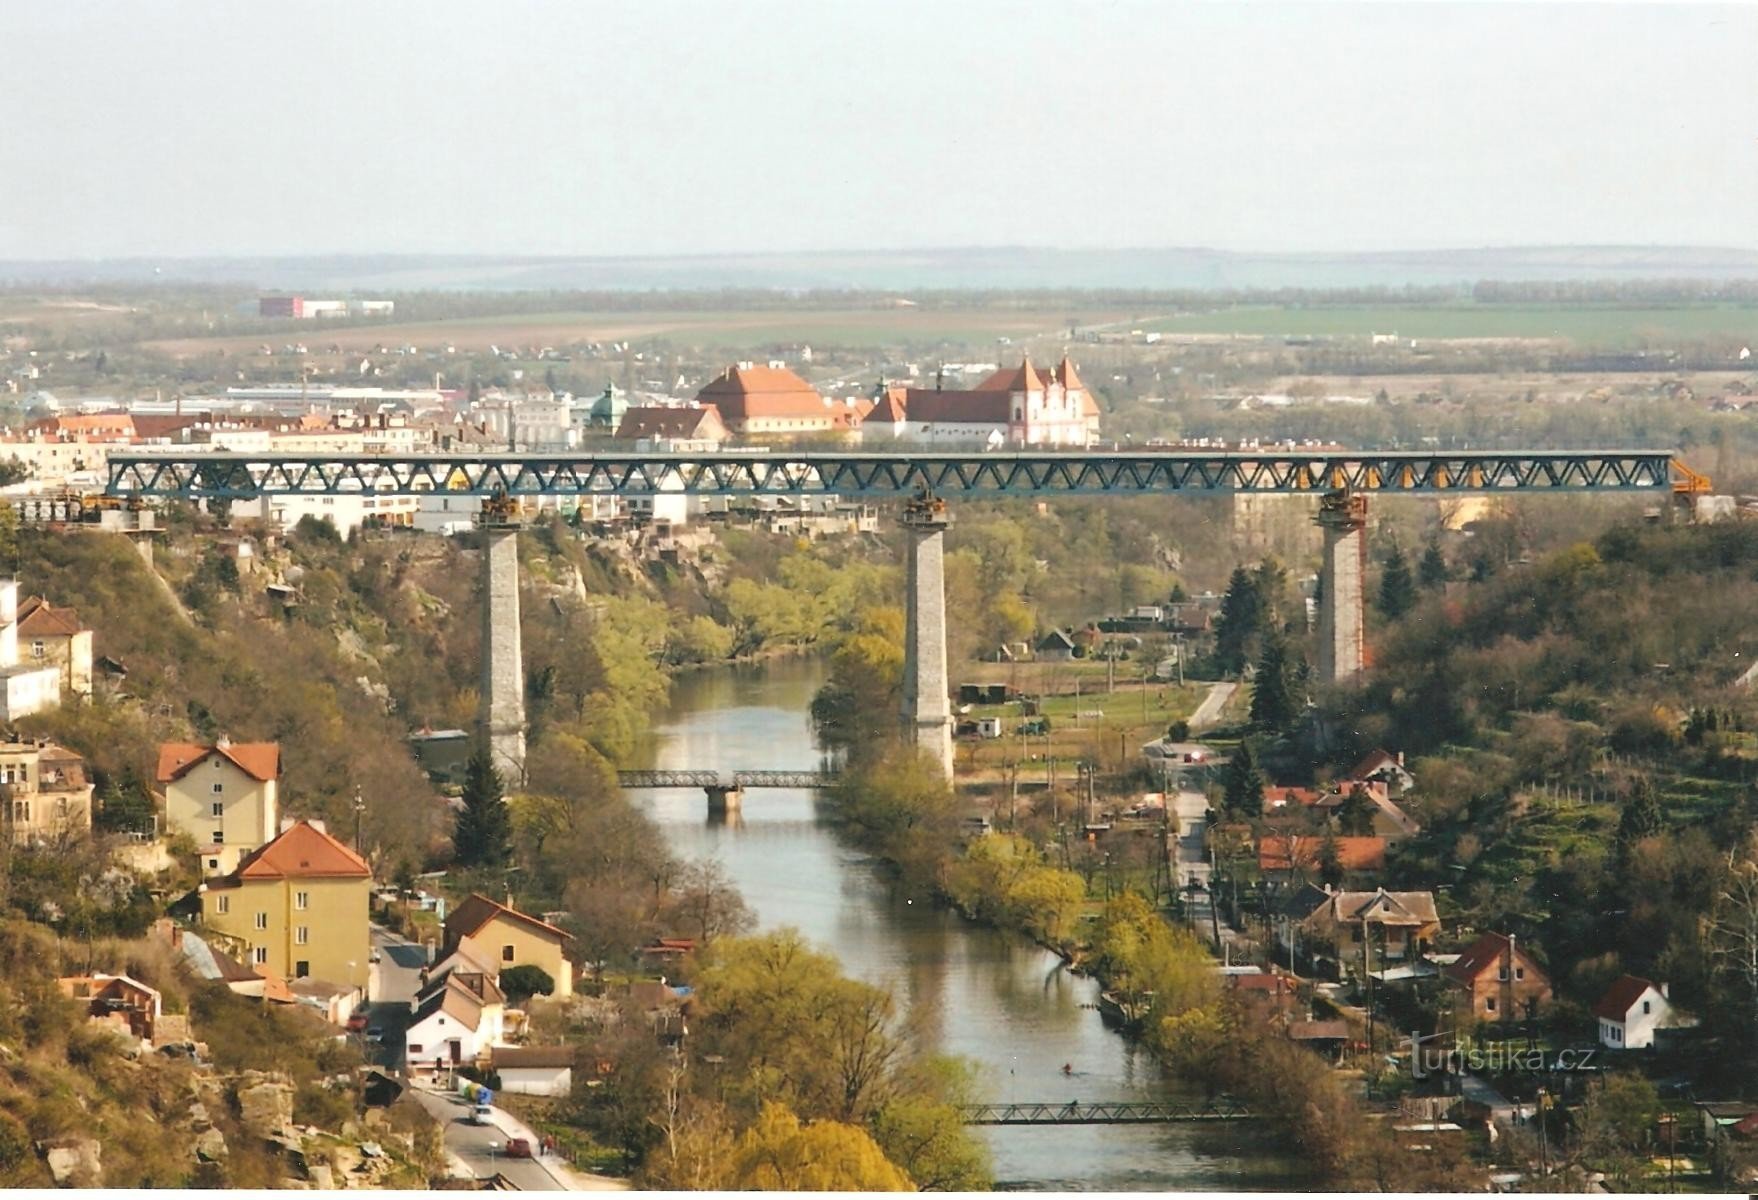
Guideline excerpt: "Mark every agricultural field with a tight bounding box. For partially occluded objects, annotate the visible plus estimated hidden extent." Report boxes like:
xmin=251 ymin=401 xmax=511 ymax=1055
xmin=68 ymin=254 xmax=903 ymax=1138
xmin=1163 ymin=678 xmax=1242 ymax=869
xmin=1141 ymin=303 xmax=1758 ymax=345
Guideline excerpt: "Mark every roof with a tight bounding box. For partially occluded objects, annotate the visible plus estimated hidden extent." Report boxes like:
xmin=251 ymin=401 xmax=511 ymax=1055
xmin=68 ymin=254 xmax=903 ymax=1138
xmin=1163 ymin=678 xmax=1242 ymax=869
xmin=694 ymin=364 xmax=826 ymax=420
xmin=287 ymin=977 xmax=356 ymax=1000
xmin=1593 ymin=975 xmax=1662 ymax=1022
xmin=613 ymin=404 xmax=728 ymax=442
xmin=1262 ymin=786 xmax=1323 ymax=808
xmin=16 ymin=596 xmax=84 ymax=638
xmin=231 ymin=820 xmax=371 ymax=881
xmin=1259 ymin=836 xmax=1387 ymax=874
xmin=1305 ymin=888 xmax=1438 ymax=929
xmin=974 ymin=357 xmax=1046 ymax=393
xmin=446 ymin=893 xmax=573 ymax=946
xmin=1349 ymin=749 xmax=1409 ymax=781
xmin=490 ymin=1046 xmax=578 ymax=1070
xmin=411 ymin=974 xmax=494 ymax=1032
xmin=156 ymin=741 xmax=281 ymax=784
xmin=892 ymin=388 xmax=1013 ymax=425
xmin=1037 ymin=629 xmax=1076 ymax=650
xmin=1443 ymin=932 xmax=1548 ymax=987
xmin=1289 ymin=1020 xmax=1351 ymax=1041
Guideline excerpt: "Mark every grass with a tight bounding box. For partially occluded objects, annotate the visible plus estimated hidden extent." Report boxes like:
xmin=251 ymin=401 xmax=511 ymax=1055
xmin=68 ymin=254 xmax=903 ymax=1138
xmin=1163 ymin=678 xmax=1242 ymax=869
xmin=1138 ymin=303 xmax=1758 ymax=345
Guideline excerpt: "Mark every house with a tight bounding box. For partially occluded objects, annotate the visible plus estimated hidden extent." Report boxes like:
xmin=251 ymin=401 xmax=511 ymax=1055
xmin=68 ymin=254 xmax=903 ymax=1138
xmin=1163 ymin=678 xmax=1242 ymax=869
xmin=695 ymin=363 xmax=837 ymax=438
xmin=406 ymin=968 xmax=506 ymax=1069
xmin=57 ymin=972 xmax=161 ymax=1042
xmin=158 ymin=738 xmax=281 ymax=876
xmin=1347 ymin=749 xmax=1416 ymax=798
xmin=1262 ymin=785 xmax=1323 ymax=811
xmin=857 ymin=357 xmax=1100 ymax=447
xmin=443 ymin=893 xmax=575 ymax=999
xmin=1594 ymin=975 xmax=1689 ymax=1049
xmin=1698 ymin=1101 xmax=1758 ymax=1144
xmin=1258 ymin=835 xmax=1387 ymax=883
xmin=1443 ymin=932 xmax=1553 ymax=1026
xmin=1036 ymin=629 xmax=1077 ymax=662
xmin=1296 ymin=888 xmax=1440 ymax=968
xmin=0 ymin=739 xmax=94 ymax=844
xmin=287 ymin=977 xmax=363 ymax=1026
xmin=613 ymin=404 xmax=730 ymax=448
xmin=16 ymin=596 xmax=93 ymax=699
xmin=0 ymin=581 xmax=69 ymax=720
xmin=1225 ymin=970 xmax=1299 ymax=1018
xmin=198 ymin=819 xmax=373 ymax=991
xmin=1311 ymin=784 xmax=1423 ymax=840
xmin=489 ymin=1045 xmax=576 ymax=1096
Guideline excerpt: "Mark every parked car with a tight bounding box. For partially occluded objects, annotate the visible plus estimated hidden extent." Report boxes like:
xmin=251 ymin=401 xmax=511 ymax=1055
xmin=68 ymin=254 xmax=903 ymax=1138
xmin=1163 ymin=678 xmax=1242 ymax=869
xmin=365 ymin=1025 xmax=385 ymax=1043
xmin=346 ymin=1011 xmax=370 ymax=1033
xmin=506 ymin=1138 xmax=533 ymax=1159
xmin=469 ymin=1104 xmax=494 ymax=1126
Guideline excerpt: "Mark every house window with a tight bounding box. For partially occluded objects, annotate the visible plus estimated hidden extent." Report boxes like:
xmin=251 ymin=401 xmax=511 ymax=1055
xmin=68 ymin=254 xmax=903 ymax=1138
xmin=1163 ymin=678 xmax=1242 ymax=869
xmin=1485 ymin=996 xmax=1497 ymax=1013
xmin=29 ymin=640 xmax=43 ymax=659
xmin=212 ymin=783 xmax=223 ymax=795
xmin=1515 ymin=967 xmax=1525 ymax=981
xmin=295 ymin=891 xmax=309 ymax=910
xmin=212 ymin=802 xmax=224 ymax=817
xmin=253 ymin=947 xmax=268 ymax=965
xmin=295 ymin=961 xmax=309 ymax=978
xmin=216 ymin=895 xmax=230 ymax=914
xmin=502 ymin=944 xmax=516 ymax=963
xmin=408 ymin=1044 xmax=423 ymax=1055
xmin=1643 ymin=1000 xmax=1651 ymax=1014
xmin=212 ymin=829 xmax=224 ymax=843
xmin=208 ymin=858 xmax=220 ymax=871
xmin=1498 ymin=966 xmax=1509 ymax=982
xmin=255 ymin=912 xmax=268 ymax=931
xmin=11 ymin=800 xmax=29 ymax=823
xmin=295 ymin=926 xmax=308 ymax=945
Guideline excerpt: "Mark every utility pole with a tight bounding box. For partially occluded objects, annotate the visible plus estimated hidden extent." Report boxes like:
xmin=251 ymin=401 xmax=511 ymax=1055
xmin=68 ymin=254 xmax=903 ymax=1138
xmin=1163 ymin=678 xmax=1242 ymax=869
xmin=353 ymin=786 xmax=366 ymax=851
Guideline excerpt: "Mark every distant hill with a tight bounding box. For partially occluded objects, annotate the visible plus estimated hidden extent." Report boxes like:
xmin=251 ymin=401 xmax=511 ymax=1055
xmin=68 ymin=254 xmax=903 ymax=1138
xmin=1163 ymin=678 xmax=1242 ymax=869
xmin=5 ymin=245 xmax=1758 ymax=293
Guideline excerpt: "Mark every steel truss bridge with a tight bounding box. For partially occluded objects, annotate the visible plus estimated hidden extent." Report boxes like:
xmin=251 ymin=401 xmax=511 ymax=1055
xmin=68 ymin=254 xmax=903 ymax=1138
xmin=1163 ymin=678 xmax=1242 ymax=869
xmin=617 ymin=769 xmax=836 ymax=790
xmin=957 ymin=1099 xmax=1254 ymax=1125
xmin=103 ymin=449 xmax=1690 ymax=500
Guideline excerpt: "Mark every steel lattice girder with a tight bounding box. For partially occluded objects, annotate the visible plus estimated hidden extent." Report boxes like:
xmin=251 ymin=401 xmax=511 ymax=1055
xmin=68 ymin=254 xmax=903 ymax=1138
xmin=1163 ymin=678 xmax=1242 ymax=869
xmin=957 ymin=1100 xmax=1253 ymax=1124
xmin=616 ymin=769 xmax=835 ymax=789
xmin=103 ymin=451 xmax=1678 ymax=499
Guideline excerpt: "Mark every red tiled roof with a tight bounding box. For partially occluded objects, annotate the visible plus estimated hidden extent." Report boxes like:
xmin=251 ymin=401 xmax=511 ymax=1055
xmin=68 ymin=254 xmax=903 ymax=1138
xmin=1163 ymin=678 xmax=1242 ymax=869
xmin=446 ymin=893 xmax=574 ymax=945
xmin=156 ymin=741 xmax=281 ymax=784
xmin=1262 ymin=786 xmax=1322 ymax=808
xmin=234 ymin=820 xmax=371 ymax=881
xmin=896 ymin=388 xmax=1013 ymax=425
xmin=614 ymin=405 xmax=728 ymax=442
xmin=17 ymin=597 xmax=84 ymax=638
xmin=1349 ymin=749 xmax=1404 ymax=781
xmin=1593 ymin=975 xmax=1661 ymax=1022
xmin=974 ymin=357 xmax=1046 ymax=393
xmin=1443 ymin=932 xmax=1549 ymax=987
xmin=1258 ymin=836 xmax=1386 ymax=873
xmin=695 ymin=365 xmax=826 ymax=420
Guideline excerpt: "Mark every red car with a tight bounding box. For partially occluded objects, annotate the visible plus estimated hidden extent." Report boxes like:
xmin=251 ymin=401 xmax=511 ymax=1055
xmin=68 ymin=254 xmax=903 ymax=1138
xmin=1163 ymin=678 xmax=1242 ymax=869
xmin=506 ymin=1138 xmax=533 ymax=1159
xmin=346 ymin=1011 xmax=370 ymax=1033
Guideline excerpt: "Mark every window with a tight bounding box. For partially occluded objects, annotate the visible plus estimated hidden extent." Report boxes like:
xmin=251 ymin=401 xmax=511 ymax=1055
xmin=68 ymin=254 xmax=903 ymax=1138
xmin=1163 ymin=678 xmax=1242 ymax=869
xmin=295 ymin=926 xmax=308 ymax=945
xmin=212 ymin=783 xmax=223 ymax=795
xmin=1643 ymin=1000 xmax=1651 ymax=1014
xmin=11 ymin=800 xmax=29 ymax=823
xmin=295 ymin=891 xmax=309 ymax=910
xmin=295 ymin=960 xmax=309 ymax=978
xmin=253 ymin=947 xmax=268 ymax=965
xmin=212 ymin=829 xmax=224 ymax=843
xmin=212 ymin=802 xmax=223 ymax=817
xmin=1485 ymin=996 xmax=1497 ymax=1013
xmin=29 ymin=640 xmax=43 ymax=659
xmin=502 ymin=944 xmax=516 ymax=963
xmin=216 ymin=895 xmax=229 ymax=914
xmin=208 ymin=858 xmax=220 ymax=871
xmin=1497 ymin=966 xmax=1509 ymax=982
xmin=254 ymin=912 xmax=267 ymax=931
xmin=408 ymin=1044 xmax=423 ymax=1055
xmin=1515 ymin=967 xmax=1525 ymax=981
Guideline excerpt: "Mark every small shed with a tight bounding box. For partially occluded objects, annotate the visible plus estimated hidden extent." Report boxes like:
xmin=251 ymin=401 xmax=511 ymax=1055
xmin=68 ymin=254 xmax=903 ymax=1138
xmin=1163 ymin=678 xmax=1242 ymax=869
xmin=490 ymin=1045 xmax=576 ymax=1097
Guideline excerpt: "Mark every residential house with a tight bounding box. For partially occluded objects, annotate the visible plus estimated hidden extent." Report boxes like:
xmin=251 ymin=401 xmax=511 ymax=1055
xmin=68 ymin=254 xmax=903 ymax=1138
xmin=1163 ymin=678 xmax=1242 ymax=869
xmin=1262 ymin=785 xmax=1323 ymax=811
xmin=443 ymin=893 xmax=576 ymax=999
xmin=613 ymin=404 xmax=730 ymax=449
xmin=0 ymin=738 xmax=94 ymax=844
xmin=1294 ymin=888 xmax=1441 ymax=972
xmin=1595 ymin=975 xmax=1688 ymax=1050
xmin=1258 ymin=835 xmax=1387 ymax=885
xmin=57 ymin=972 xmax=162 ymax=1042
xmin=150 ymin=918 xmax=294 ymax=1004
xmin=489 ymin=1046 xmax=576 ymax=1096
xmin=1225 ymin=970 xmax=1300 ymax=1020
xmin=16 ymin=596 xmax=93 ymax=699
xmin=1347 ymin=749 xmax=1416 ymax=798
xmin=0 ymin=581 xmax=68 ymax=720
xmin=696 ymin=363 xmax=838 ymax=439
xmin=198 ymin=819 xmax=373 ymax=991
xmin=287 ymin=977 xmax=363 ymax=1026
xmin=857 ymin=357 xmax=1100 ymax=447
xmin=158 ymin=738 xmax=280 ymax=876
xmin=1443 ymin=932 xmax=1553 ymax=1026
xmin=1311 ymin=784 xmax=1423 ymax=841
xmin=406 ymin=966 xmax=506 ymax=1069
xmin=1036 ymin=629 xmax=1077 ymax=662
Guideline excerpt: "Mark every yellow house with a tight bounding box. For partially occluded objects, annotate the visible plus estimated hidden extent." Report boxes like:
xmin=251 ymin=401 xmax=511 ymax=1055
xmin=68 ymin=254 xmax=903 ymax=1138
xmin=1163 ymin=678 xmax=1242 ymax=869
xmin=17 ymin=597 xmax=94 ymax=699
xmin=444 ymin=894 xmax=575 ymax=999
xmin=199 ymin=820 xmax=372 ymax=991
xmin=0 ymin=739 xmax=93 ymax=844
xmin=158 ymin=739 xmax=280 ymax=876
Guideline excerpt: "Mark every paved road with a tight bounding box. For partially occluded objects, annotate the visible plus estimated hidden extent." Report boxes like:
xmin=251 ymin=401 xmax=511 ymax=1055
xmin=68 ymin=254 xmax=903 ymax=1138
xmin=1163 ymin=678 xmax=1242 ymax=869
xmin=1188 ymin=681 xmax=1239 ymax=732
xmin=367 ymin=924 xmax=427 ymax=1070
xmin=410 ymin=1085 xmax=626 ymax=1191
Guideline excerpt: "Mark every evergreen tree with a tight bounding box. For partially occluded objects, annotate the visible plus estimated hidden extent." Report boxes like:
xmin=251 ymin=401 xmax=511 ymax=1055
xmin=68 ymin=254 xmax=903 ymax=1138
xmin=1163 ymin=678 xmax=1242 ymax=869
xmin=94 ymin=771 xmax=155 ymax=835
xmin=454 ymin=744 xmax=512 ymax=867
xmin=1317 ymin=829 xmax=1345 ymax=889
xmin=1418 ymin=540 xmax=1449 ymax=591
xmin=1616 ymin=777 xmax=1664 ymax=850
xmin=1335 ymin=785 xmax=1376 ymax=836
xmin=1249 ymin=633 xmax=1296 ymax=731
xmin=1253 ymin=558 xmax=1290 ymax=629
xmin=1214 ymin=566 xmax=1262 ymax=675
xmin=1221 ymin=741 xmax=1265 ymax=821
xmin=1378 ymin=546 xmax=1417 ymax=620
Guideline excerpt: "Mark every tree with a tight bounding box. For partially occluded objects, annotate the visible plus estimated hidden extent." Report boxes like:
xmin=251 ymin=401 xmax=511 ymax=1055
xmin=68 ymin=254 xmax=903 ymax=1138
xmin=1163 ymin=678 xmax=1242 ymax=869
xmin=453 ymin=744 xmax=511 ymax=867
xmin=1213 ymin=566 xmax=1262 ymax=674
xmin=1418 ymin=540 xmax=1449 ymax=591
xmin=1249 ymin=633 xmax=1296 ymax=731
xmin=1317 ymin=828 xmax=1344 ymax=888
xmin=1378 ymin=546 xmax=1417 ymax=620
xmin=93 ymin=773 xmax=155 ymax=835
xmin=1616 ymin=778 xmax=1664 ymax=852
xmin=499 ymin=964 xmax=555 ymax=1001
xmin=1220 ymin=742 xmax=1265 ymax=821
xmin=669 ymin=858 xmax=755 ymax=945
xmin=1334 ymin=785 xmax=1375 ymax=836
xmin=1709 ymin=843 xmax=1758 ymax=1060
xmin=870 ymin=1091 xmax=991 ymax=1192
xmin=725 ymin=1102 xmax=914 ymax=1191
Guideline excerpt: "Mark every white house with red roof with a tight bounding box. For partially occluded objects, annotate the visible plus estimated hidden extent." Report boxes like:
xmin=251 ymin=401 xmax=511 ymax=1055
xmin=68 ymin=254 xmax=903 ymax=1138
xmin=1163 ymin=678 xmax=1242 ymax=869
xmin=858 ymin=356 xmax=1101 ymax=447
xmin=1595 ymin=975 xmax=1690 ymax=1049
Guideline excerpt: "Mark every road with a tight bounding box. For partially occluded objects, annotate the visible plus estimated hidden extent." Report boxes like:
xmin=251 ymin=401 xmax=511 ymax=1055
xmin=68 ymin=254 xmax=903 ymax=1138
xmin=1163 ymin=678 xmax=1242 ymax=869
xmin=410 ymin=1086 xmax=626 ymax=1190
xmin=1187 ymin=681 xmax=1238 ymax=732
xmin=367 ymin=924 xmax=427 ymax=1070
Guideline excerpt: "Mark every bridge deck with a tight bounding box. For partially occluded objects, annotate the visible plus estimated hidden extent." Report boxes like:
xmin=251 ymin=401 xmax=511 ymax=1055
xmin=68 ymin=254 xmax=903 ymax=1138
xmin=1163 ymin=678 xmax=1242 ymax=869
xmin=103 ymin=449 xmax=1683 ymax=499
xmin=957 ymin=1100 xmax=1253 ymax=1125
xmin=617 ymin=769 xmax=836 ymax=789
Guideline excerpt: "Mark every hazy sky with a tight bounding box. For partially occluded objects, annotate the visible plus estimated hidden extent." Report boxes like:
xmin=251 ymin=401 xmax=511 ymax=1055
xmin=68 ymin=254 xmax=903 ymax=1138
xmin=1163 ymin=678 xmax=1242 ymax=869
xmin=3 ymin=1 xmax=1752 ymax=259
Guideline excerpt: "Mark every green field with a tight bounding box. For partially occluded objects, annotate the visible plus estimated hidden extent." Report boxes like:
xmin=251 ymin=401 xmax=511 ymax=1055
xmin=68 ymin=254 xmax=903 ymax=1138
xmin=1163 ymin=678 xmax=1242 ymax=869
xmin=1141 ymin=304 xmax=1758 ymax=345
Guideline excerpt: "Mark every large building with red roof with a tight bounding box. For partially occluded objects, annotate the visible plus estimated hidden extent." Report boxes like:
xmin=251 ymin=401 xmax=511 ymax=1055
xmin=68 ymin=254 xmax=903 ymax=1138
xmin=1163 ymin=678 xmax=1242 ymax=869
xmin=858 ymin=356 xmax=1100 ymax=447
xmin=158 ymin=737 xmax=282 ymax=876
xmin=695 ymin=363 xmax=844 ymax=438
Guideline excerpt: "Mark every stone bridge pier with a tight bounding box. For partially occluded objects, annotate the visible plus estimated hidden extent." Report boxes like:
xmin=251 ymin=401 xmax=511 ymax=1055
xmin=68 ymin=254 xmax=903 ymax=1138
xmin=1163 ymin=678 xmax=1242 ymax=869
xmin=1315 ymin=490 xmax=1368 ymax=686
xmin=900 ymin=493 xmax=954 ymax=780
xmin=479 ymin=502 xmax=527 ymax=784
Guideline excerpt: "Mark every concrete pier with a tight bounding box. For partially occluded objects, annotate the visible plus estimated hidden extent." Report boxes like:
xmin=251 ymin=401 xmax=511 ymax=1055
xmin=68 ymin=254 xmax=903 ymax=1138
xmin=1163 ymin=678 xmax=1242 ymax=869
xmin=1315 ymin=491 xmax=1367 ymax=685
xmin=900 ymin=495 xmax=955 ymax=779
xmin=705 ymin=785 xmax=744 ymax=816
xmin=479 ymin=519 xmax=527 ymax=784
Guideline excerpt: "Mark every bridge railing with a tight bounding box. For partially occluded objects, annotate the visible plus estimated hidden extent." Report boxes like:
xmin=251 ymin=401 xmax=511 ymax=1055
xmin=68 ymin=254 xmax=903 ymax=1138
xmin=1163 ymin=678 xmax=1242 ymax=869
xmin=616 ymin=769 xmax=837 ymax=790
xmin=956 ymin=1098 xmax=1253 ymax=1124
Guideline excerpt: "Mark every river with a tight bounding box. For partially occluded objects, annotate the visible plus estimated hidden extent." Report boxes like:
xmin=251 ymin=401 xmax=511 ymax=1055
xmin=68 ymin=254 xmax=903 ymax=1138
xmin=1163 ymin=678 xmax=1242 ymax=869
xmin=634 ymin=658 xmax=1302 ymax=1191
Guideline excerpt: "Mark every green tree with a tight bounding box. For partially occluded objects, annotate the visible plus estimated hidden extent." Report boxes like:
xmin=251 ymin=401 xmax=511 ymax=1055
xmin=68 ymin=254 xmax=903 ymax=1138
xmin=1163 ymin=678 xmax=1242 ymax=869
xmin=453 ymin=744 xmax=511 ymax=867
xmin=1334 ymin=785 xmax=1375 ymax=836
xmin=1249 ymin=633 xmax=1296 ymax=731
xmin=498 ymin=964 xmax=555 ymax=1001
xmin=1616 ymin=778 xmax=1664 ymax=851
xmin=93 ymin=772 xmax=155 ymax=835
xmin=726 ymin=1102 xmax=914 ymax=1191
xmin=1418 ymin=540 xmax=1449 ymax=590
xmin=1377 ymin=546 xmax=1417 ymax=620
xmin=1213 ymin=566 xmax=1262 ymax=674
xmin=1317 ymin=829 xmax=1344 ymax=888
xmin=1220 ymin=743 xmax=1264 ymax=821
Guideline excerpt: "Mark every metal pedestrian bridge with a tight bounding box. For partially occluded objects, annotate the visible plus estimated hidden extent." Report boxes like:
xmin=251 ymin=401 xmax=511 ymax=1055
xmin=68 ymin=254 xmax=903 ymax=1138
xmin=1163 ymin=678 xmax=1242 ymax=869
xmin=103 ymin=449 xmax=1691 ymax=500
xmin=957 ymin=1099 xmax=1254 ymax=1125
xmin=617 ymin=769 xmax=837 ymax=790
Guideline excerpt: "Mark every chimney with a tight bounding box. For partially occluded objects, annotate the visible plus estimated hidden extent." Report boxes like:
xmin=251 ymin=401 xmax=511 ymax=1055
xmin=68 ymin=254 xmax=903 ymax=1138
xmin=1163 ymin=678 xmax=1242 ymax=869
xmin=1397 ymin=751 xmax=1406 ymax=767
xmin=1660 ymin=981 xmax=1669 ymax=999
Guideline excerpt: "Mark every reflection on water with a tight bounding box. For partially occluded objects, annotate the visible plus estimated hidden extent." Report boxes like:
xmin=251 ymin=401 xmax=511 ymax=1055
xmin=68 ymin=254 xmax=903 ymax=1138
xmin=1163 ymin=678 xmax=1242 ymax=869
xmin=634 ymin=658 xmax=1304 ymax=1191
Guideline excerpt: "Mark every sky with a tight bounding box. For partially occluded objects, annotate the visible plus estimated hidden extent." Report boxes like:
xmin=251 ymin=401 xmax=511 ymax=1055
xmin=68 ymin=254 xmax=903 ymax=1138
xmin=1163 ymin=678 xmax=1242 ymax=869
xmin=1 ymin=0 xmax=1752 ymax=260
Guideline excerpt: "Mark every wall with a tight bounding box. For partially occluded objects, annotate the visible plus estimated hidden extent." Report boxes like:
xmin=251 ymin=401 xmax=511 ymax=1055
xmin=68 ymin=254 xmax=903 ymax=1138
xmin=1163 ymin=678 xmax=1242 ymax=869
xmin=166 ymin=756 xmax=277 ymax=877
xmin=459 ymin=917 xmax=573 ymax=998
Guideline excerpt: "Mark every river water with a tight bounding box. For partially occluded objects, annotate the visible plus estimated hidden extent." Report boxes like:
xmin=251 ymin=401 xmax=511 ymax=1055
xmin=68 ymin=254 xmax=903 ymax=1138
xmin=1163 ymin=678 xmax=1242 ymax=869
xmin=634 ymin=658 xmax=1301 ymax=1191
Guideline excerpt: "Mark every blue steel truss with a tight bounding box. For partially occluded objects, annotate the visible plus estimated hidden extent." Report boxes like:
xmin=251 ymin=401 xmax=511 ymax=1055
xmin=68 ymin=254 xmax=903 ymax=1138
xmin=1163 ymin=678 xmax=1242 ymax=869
xmin=102 ymin=450 xmax=1680 ymax=500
